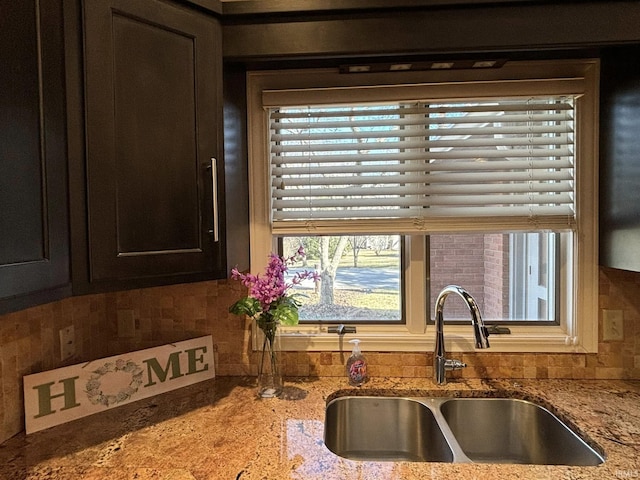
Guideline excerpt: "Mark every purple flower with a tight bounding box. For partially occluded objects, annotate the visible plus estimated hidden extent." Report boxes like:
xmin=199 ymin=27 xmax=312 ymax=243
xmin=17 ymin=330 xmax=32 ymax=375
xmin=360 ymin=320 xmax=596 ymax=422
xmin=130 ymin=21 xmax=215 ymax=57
xmin=230 ymin=248 xmax=319 ymax=312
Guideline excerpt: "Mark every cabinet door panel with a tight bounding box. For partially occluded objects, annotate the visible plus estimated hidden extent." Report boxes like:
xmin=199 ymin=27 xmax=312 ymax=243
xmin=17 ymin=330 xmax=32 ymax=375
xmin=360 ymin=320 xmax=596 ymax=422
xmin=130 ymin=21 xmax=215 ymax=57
xmin=0 ymin=0 xmax=70 ymax=311
xmin=112 ymin=14 xmax=200 ymax=254
xmin=84 ymin=0 xmax=224 ymax=284
xmin=600 ymin=47 xmax=640 ymax=272
xmin=0 ymin=0 xmax=43 ymax=266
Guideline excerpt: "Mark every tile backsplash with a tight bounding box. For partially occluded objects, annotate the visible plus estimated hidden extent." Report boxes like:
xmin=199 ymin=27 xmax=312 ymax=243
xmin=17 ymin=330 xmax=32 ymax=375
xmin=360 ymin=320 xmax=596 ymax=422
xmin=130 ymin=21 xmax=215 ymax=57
xmin=1 ymin=266 xmax=639 ymax=443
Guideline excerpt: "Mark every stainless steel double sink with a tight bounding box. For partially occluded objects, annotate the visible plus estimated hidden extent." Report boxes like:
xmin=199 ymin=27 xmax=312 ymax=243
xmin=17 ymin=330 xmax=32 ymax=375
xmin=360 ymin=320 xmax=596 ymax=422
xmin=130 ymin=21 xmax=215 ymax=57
xmin=324 ymin=396 xmax=604 ymax=465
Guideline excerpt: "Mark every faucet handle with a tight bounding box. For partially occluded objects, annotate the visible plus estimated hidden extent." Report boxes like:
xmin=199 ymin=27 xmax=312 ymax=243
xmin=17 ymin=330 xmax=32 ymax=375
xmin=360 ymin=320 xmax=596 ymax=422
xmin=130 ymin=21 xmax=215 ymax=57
xmin=473 ymin=325 xmax=491 ymax=349
xmin=444 ymin=359 xmax=467 ymax=371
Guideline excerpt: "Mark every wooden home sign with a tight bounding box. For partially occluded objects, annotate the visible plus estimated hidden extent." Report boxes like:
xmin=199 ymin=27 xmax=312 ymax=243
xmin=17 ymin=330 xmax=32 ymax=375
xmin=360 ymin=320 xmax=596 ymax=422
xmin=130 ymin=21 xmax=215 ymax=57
xmin=23 ymin=336 xmax=215 ymax=434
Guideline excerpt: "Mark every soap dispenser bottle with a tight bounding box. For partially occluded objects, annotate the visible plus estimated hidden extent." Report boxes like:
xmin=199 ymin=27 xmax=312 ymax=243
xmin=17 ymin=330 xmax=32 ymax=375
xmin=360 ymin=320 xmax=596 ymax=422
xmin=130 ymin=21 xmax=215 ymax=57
xmin=346 ymin=339 xmax=368 ymax=386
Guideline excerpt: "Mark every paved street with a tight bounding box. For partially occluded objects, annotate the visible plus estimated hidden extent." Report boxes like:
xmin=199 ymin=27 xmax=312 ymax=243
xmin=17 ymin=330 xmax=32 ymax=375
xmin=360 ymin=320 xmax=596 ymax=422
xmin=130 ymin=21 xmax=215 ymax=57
xmin=288 ymin=266 xmax=400 ymax=291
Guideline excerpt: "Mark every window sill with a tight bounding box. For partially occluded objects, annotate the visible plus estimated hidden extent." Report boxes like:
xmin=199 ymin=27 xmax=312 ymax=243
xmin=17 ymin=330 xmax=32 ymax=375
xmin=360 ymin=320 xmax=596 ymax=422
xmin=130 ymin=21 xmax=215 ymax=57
xmin=278 ymin=325 xmax=596 ymax=354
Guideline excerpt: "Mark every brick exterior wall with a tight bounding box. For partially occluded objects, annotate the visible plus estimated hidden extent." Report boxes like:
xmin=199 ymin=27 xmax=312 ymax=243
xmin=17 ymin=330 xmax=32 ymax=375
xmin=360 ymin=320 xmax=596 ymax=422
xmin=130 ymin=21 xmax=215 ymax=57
xmin=483 ymin=234 xmax=511 ymax=319
xmin=430 ymin=234 xmax=511 ymax=321
xmin=429 ymin=234 xmax=487 ymax=319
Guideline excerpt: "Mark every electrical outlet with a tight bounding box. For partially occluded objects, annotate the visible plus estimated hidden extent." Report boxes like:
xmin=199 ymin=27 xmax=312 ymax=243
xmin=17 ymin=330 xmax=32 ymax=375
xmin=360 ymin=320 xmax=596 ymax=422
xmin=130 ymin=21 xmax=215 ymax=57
xmin=59 ymin=325 xmax=76 ymax=361
xmin=602 ymin=309 xmax=624 ymax=341
xmin=117 ymin=309 xmax=136 ymax=338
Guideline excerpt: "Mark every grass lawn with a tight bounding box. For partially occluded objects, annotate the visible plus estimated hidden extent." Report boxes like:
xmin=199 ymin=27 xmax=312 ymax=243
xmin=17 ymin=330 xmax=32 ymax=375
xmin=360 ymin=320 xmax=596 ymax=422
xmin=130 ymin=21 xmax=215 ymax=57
xmin=337 ymin=249 xmax=399 ymax=269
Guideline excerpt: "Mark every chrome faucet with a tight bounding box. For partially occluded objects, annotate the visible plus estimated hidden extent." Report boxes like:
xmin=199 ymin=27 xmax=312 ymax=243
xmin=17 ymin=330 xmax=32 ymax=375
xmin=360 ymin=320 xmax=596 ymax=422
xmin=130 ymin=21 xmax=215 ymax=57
xmin=434 ymin=285 xmax=490 ymax=385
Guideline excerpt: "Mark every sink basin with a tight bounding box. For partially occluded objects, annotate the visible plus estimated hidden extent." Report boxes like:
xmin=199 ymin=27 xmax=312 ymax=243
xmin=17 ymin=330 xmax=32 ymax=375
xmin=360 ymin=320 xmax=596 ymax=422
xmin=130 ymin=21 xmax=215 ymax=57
xmin=324 ymin=397 xmax=454 ymax=462
xmin=324 ymin=396 xmax=604 ymax=465
xmin=440 ymin=398 xmax=604 ymax=466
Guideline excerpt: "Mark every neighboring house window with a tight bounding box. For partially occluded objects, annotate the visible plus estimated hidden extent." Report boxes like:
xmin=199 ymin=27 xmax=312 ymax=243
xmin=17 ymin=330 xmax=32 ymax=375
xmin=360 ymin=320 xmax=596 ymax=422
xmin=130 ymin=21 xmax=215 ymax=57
xmin=247 ymin=59 xmax=599 ymax=353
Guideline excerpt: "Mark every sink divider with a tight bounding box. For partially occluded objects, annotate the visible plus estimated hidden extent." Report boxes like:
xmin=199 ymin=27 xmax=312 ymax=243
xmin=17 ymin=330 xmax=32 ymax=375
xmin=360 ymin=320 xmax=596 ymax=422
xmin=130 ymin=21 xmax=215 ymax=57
xmin=409 ymin=397 xmax=474 ymax=464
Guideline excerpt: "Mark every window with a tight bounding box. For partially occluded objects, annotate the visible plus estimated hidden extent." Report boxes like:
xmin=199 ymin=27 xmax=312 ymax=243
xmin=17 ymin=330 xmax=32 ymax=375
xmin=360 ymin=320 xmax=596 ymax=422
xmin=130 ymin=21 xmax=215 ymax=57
xmin=428 ymin=232 xmax=559 ymax=324
xmin=247 ymin=60 xmax=599 ymax=353
xmin=283 ymin=235 xmax=403 ymax=323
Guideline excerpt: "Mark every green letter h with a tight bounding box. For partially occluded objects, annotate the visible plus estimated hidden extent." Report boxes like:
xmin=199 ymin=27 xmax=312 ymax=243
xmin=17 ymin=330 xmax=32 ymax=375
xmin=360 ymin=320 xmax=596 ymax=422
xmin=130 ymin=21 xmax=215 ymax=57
xmin=32 ymin=376 xmax=81 ymax=418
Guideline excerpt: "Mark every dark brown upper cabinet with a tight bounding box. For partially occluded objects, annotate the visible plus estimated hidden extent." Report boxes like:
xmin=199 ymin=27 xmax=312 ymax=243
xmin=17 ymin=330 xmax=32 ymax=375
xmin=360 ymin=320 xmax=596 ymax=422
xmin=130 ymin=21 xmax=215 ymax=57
xmin=0 ymin=0 xmax=71 ymax=314
xmin=75 ymin=0 xmax=225 ymax=291
xmin=600 ymin=46 xmax=640 ymax=273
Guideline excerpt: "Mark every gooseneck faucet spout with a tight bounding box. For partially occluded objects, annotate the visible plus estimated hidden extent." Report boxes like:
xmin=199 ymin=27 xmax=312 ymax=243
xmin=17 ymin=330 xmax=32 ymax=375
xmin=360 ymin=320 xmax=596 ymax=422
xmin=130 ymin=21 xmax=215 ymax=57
xmin=434 ymin=285 xmax=490 ymax=385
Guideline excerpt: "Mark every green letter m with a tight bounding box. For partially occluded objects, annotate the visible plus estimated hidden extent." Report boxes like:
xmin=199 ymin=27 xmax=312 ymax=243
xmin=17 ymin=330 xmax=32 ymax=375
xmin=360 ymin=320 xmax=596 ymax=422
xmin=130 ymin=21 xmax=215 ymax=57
xmin=143 ymin=351 xmax=184 ymax=387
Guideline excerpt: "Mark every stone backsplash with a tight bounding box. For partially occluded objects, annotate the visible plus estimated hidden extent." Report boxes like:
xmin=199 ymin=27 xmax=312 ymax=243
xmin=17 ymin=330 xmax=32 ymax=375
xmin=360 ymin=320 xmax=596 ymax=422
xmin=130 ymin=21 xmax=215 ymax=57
xmin=1 ymin=267 xmax=639 ymax=443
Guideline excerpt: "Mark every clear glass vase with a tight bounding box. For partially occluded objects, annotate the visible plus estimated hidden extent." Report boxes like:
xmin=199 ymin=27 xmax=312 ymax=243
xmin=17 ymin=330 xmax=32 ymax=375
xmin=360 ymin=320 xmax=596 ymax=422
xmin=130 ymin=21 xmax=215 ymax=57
xmin=256 ymin=317 xmax=282 ymax=398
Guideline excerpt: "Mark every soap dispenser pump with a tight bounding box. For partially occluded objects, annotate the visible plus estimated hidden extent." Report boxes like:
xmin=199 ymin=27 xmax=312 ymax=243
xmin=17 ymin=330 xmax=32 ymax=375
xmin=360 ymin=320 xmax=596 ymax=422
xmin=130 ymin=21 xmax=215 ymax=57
xmin=346 ymin=339 xmax=368 ymax=386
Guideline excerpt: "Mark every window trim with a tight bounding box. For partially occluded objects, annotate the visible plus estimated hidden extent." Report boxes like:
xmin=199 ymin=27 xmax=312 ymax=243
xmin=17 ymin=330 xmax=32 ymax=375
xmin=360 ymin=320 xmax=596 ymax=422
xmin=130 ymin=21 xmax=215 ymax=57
xmin=246 ymin=59 xmax=599 ymax=354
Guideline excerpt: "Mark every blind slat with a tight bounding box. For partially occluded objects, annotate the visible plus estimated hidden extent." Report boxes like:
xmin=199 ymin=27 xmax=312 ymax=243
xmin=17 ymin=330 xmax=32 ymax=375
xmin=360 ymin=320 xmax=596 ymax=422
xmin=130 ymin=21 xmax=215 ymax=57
xmin=271 ymin=112 xmax=572 ymax=132
xmin=273 ymin=111 xmax=572 ymax=128
xmin=274 ymin=170 xmax=573 ymax=186
xmin=273 ymin=182 xmax=573 ymax=198
xmin=273 ymin=155 xmax=573 ymax=169
xmin=274 ymin=157 xmax=573 ymax=174
xmin=272 ymin=124 xmax=573 ymax=142
xmin=269 ymin=102 xmax=573 ymax=120
xmin=273 ymin=142 xmax=572 ymax=157
xmin=274 ymin=193 xmax=573 ymax=210
xmin=272 ymin=131 xmax=571 ymax=146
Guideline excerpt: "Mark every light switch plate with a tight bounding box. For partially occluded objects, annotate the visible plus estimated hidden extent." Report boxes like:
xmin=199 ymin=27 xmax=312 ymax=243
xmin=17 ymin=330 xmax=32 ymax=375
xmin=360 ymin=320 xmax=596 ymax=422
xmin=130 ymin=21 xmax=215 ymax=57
xmin=602 ymin=309 xmax=624 ymax=341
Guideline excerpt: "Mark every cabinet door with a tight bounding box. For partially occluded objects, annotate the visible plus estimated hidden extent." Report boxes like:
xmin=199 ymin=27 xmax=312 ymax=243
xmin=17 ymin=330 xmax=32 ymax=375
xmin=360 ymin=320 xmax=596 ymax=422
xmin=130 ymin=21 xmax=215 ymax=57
xmin=82 ymin=0 xmax=225 ymax=288
xmin=600 ymin=47 xmax=640 ymax=272
xmin=0 ymin=0 xmax=70 ymax=314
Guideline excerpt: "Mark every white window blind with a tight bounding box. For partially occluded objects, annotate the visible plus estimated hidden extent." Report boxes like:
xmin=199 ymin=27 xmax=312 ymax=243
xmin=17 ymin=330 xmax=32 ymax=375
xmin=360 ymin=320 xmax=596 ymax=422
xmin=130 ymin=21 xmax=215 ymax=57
xmin=269 ymin=96 xmax=576 ymax=234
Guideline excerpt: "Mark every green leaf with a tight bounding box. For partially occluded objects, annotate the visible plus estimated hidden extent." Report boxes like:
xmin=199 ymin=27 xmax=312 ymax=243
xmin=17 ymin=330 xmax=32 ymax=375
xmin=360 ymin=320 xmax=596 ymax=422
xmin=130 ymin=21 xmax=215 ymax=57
xmin=287 ymin=294 xmax=307 ymax=307
xmin=271 ymin=303 xmax=299 ymax=326
xmin=229 ymin=297 xmax=261 ymax=318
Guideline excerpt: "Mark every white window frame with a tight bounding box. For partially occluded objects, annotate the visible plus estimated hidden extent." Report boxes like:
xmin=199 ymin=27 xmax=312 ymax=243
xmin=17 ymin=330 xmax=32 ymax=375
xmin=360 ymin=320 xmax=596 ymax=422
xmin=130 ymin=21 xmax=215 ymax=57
xmin=246 ymin=59 xmax=599 ymax=353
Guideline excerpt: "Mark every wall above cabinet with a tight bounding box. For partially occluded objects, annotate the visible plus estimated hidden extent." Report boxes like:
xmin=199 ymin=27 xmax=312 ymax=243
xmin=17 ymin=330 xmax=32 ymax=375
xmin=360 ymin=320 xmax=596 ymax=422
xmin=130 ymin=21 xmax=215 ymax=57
xmin=222 ymin=1 xmax=640 ymax=61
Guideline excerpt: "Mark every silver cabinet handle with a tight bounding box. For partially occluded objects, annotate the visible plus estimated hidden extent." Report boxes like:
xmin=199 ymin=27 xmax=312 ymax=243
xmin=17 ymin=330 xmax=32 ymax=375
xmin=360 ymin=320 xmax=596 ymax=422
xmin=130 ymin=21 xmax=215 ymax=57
xmin=209 ymin=157 xmax=219 ymax=242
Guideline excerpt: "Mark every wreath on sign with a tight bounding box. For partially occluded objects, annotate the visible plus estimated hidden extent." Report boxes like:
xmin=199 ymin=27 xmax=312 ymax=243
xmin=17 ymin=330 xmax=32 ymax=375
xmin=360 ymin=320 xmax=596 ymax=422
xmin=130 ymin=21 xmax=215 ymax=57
xmin=85 ymin=359 xmax=144 ymax=407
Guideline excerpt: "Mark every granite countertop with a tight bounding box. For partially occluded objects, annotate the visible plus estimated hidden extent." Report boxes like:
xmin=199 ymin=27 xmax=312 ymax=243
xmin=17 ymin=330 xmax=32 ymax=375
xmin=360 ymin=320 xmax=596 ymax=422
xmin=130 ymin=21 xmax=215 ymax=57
xmin=1 ymin=376 xmax=640 ymax=479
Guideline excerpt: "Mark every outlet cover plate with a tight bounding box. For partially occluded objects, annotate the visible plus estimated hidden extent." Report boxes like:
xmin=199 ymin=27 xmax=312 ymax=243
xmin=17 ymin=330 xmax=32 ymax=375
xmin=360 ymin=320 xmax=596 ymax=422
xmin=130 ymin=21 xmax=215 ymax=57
xmin=602 ymin=309 xmax=624 ymax=341
xmin=117 ymin=310 xmax=136 ymax=338
xmin=59 ymin=325 xmax=76 ymax=361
